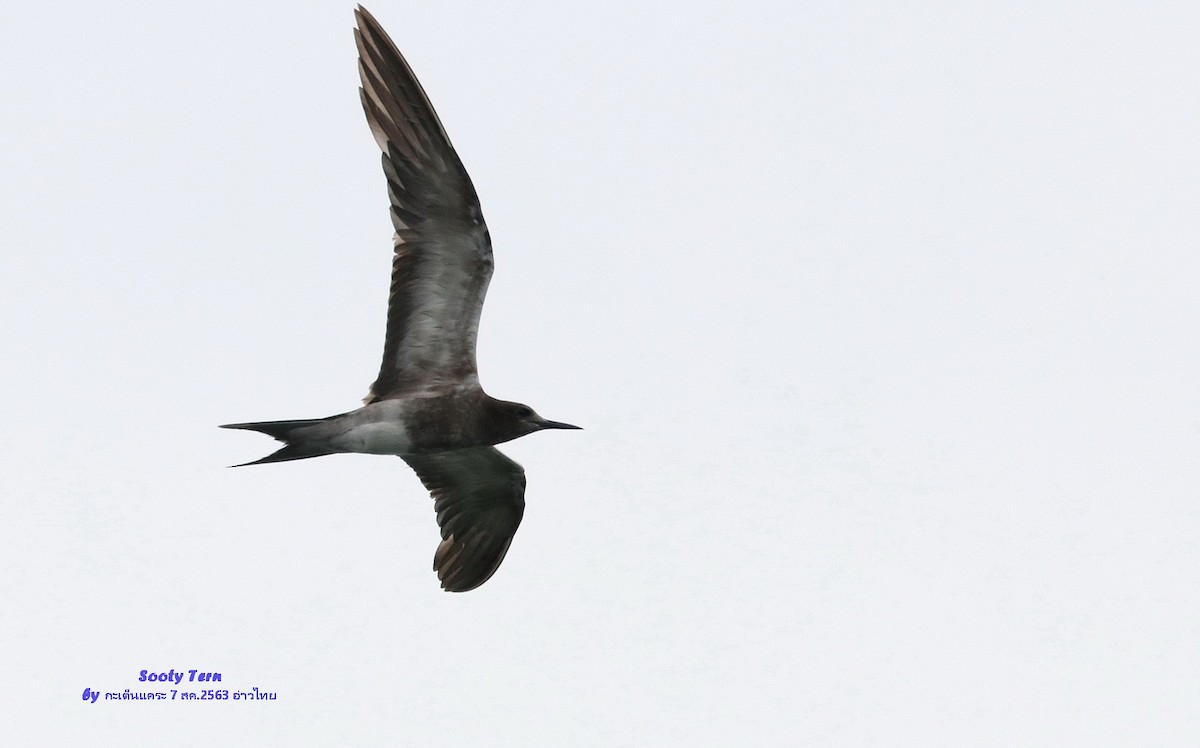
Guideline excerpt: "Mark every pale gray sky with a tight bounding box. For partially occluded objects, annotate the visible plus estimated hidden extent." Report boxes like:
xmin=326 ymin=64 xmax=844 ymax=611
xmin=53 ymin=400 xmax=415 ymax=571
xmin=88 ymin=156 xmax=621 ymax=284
xmin=3 ymin=1 xmax=1199 ymax=745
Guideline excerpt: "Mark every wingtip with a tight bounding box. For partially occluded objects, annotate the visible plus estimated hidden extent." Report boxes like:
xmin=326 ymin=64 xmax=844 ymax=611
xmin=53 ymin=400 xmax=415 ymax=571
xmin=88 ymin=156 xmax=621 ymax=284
xmin=354 ymin=5 xmax=377 ymax=29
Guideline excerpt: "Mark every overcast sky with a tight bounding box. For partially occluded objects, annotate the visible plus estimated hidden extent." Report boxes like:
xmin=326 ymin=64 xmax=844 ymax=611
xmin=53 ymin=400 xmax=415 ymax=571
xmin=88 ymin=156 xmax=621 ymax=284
xmin=3 ymin=1 xmax=1199 ymax=745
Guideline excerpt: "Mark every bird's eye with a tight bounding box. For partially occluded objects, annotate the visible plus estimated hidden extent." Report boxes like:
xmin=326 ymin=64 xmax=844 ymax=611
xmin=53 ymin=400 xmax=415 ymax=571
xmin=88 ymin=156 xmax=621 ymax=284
xmin=516 ymin=406 xmax=533 ymax=418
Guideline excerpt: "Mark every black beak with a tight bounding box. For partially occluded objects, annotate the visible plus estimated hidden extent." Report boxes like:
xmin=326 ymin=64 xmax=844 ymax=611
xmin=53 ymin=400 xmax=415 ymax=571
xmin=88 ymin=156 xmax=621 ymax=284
xmin=537 ymin=418 xmax=582 ymax=430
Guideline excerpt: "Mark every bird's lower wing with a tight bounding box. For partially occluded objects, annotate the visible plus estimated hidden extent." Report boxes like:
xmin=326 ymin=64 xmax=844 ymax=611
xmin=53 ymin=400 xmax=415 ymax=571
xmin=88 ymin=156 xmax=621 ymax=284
xmin=403 ymin=446 xmax=526 ymax=592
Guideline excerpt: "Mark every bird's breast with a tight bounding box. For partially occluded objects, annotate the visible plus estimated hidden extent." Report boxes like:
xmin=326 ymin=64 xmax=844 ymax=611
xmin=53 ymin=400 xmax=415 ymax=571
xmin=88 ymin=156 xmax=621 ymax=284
xmin=327 ymin=400 xmax=416 ymax=455
xmin=330 ymin=420 xmax=415 ymax=455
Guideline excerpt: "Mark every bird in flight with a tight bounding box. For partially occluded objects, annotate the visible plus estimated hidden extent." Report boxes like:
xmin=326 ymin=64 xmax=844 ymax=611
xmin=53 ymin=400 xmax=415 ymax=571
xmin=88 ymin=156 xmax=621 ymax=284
xmin=222 ymin=6 xmax=580 ymax=592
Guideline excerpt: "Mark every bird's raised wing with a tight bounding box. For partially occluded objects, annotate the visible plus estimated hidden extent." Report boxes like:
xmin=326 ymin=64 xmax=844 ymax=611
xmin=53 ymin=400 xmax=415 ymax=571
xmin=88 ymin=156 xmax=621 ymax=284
xmin=355 ymin=6 xmax=493 ymax=402
xmin=403 ymin=446 xmax=526 ymax=592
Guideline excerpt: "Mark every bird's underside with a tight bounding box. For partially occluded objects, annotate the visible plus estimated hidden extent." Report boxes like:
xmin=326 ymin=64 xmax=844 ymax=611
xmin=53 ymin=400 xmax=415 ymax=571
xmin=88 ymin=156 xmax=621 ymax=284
xmin=220 ymin=7 xmax=578 ymax=593
xmin=354 ymin=6 xmax=537 ymax=593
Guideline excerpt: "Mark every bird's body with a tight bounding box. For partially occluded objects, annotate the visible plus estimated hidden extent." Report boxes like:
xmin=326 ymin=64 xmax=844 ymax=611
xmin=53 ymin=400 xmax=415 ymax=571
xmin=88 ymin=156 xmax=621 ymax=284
xmin=224 ymin=388 xmax=566 ymax=463
xmin=222 ymin=6 xmax=579 ymax=592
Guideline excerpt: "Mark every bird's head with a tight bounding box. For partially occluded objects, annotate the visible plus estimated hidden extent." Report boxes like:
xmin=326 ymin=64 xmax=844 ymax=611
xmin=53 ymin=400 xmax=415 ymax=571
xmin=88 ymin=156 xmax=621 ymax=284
xmin=485 ymin=399 xmax=581 ymax=445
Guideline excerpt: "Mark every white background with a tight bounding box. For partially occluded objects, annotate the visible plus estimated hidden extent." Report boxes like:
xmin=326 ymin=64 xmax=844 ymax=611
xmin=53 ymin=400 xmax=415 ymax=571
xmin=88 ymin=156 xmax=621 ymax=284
xmin=3 ymin=1 xmax=1198 ymax=745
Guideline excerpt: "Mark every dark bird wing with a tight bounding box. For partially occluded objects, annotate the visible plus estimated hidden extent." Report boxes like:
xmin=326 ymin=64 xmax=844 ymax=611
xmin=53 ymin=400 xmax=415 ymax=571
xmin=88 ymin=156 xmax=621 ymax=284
xmin=403 ymin=447 xmax=526 ymax=592
xmin=355 ymin=6 xmax=493 ymax=402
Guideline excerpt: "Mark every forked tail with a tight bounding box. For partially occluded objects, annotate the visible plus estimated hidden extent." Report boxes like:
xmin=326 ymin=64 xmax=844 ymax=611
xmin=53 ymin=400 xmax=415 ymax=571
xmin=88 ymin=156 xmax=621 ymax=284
xmin=219 ymin=418 xmax=334 ymax=467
